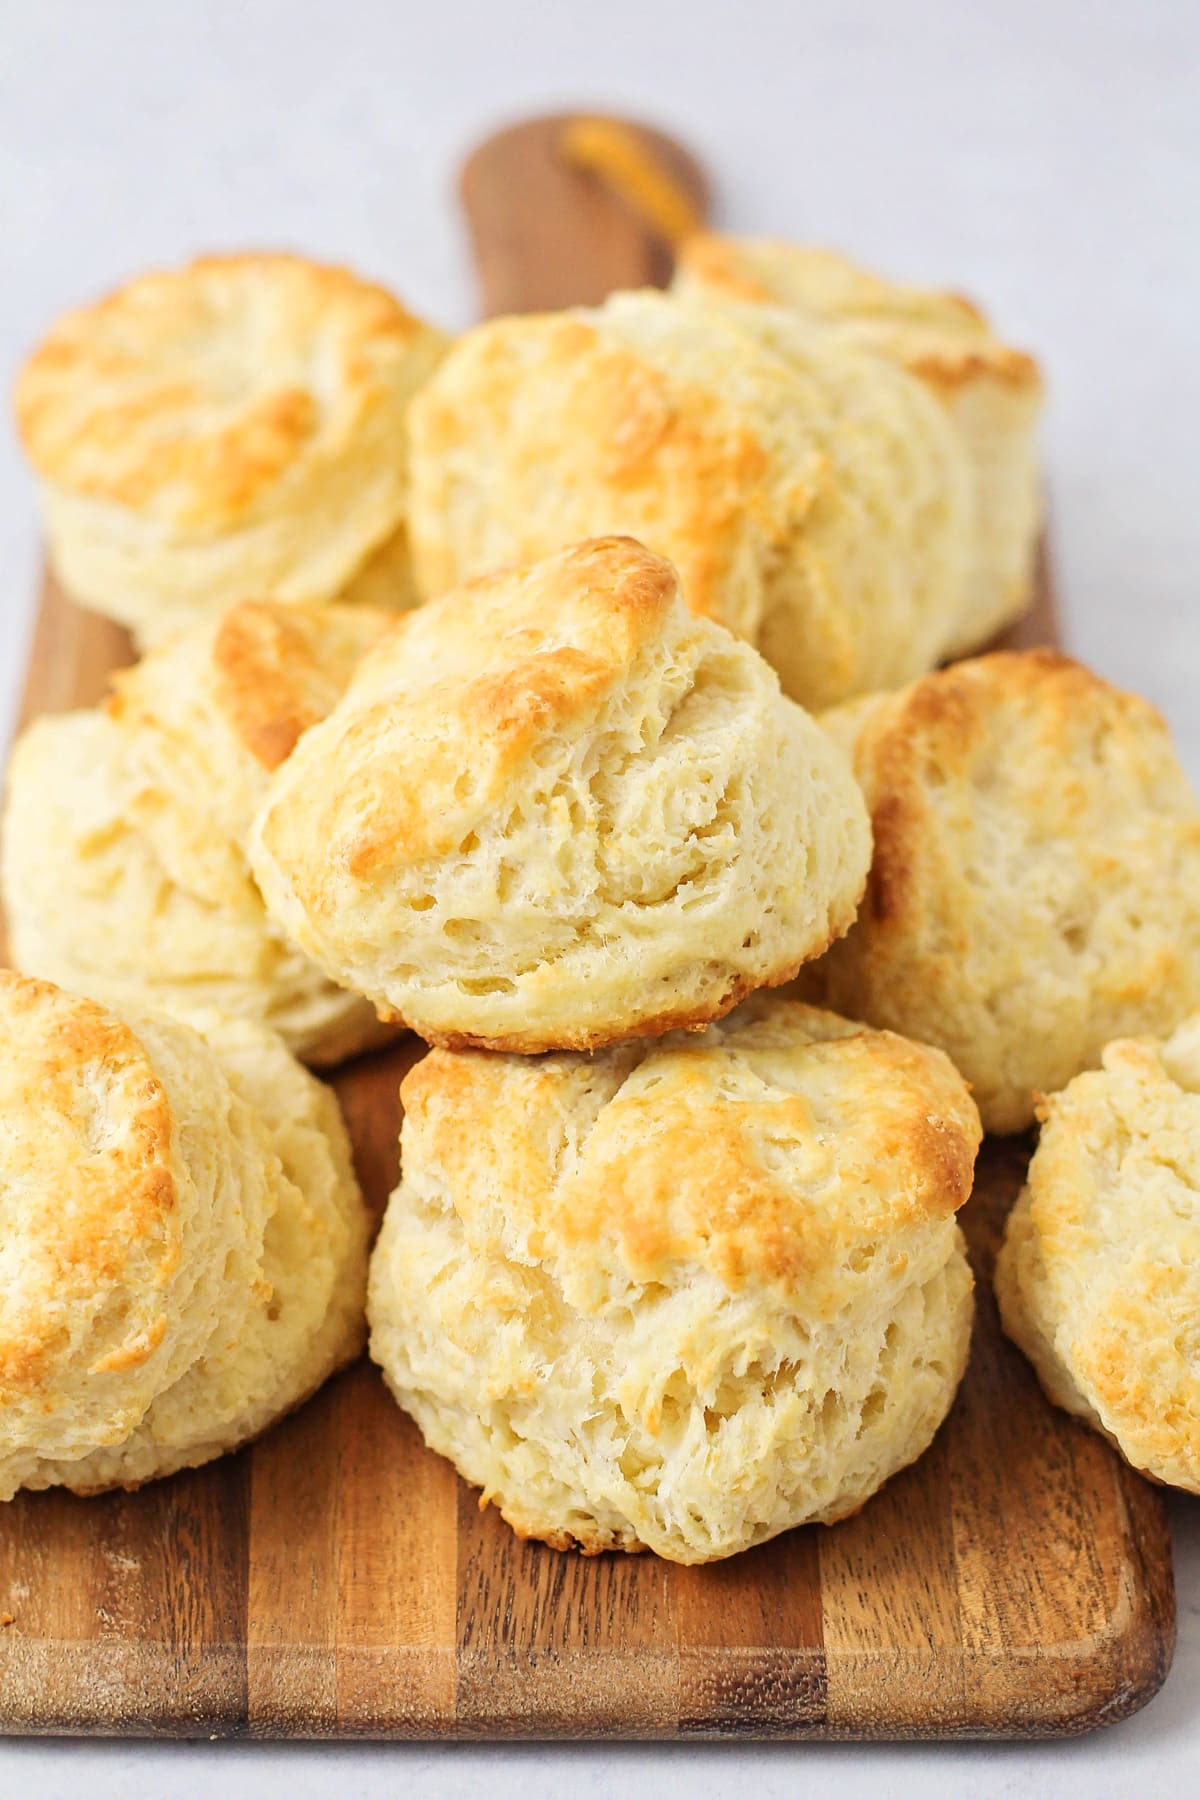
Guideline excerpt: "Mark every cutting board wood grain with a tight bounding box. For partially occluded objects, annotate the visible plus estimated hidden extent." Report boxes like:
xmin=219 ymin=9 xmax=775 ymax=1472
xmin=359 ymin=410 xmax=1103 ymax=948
xmin=0 ymin=114 xmax=1175 ymax=1739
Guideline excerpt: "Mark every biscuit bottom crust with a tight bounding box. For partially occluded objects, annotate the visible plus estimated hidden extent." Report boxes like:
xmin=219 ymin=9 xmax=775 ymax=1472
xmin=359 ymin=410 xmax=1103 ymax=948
xmin=374 ymin=1242 xmax=974 ymax=1564
xmin=472 ymin=1456 xmax=887 ymax=1557
xmin=413 ymin=924 xmax=853 ymax=1054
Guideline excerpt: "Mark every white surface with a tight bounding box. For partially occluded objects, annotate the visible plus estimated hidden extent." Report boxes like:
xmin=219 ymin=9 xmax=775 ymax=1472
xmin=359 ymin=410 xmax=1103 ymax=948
xmin=1 ymin=1 xmax=1198 ymax=1794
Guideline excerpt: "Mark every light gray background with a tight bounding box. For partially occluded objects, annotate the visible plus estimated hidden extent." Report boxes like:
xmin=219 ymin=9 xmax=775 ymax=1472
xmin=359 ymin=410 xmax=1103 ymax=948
xmin=1 ymin=1 xmax=1197 ymax=1794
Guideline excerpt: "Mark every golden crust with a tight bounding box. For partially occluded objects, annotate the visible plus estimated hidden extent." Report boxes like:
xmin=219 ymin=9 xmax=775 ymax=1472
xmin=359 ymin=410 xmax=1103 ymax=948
xmin=411 ymin=917 xmax=855 ymax=1054
xmin=111 ymin=597 xmax=393 ymax=774
xmin=410 ymin=312 xmax=768 ymax=628
xmin=808 ymin=650 xmax=1200 ymax=1131
xmin=996 ymin=1025 xmax=1200 ymax=1491
xmin=16 ymin=253 xmax=436 ymax=527
xmin=248 ymin=537 xmax=872 ymax=1051
xmin=401 ymin=997 xmax=979 ymax=1297
xmin=676 ymin=235 xmax=1041 ymax=393
xmin=17 ymin=253 xmax=448 ymax=646
xmin=0 ymin=972 xmax=177 ymax=1399
xmin=321 ymin=537 xmax=678 ymax=877
xmin=889 ymin=328 xmax=1040 ymax=394
xmin=677 ymin=234 xmax=988 ymax=330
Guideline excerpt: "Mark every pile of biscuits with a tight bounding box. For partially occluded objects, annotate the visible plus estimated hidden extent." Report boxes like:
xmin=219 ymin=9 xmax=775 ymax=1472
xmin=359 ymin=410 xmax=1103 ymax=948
xmin=3 ymin=240 xmax=1199 ymax=1560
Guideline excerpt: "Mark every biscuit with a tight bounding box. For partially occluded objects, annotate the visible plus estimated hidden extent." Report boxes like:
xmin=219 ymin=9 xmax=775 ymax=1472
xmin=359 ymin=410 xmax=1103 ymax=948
xmin=407 ymin=288 xmax=971 ymax=710
xmin=0 ymin=973 xmax=370 ymax=1499
xmin=674 ymin=235 xmax=1044 ymax=653
xmin=2 ymin=600 xmax=394 ymax=1065
xmin=248 ymin=537 xmax=872 ymax=1052
xmin=804 ymin=651 xmax=1200 ymax=1132
xmin=367 ymin=995 xmax=980 ymax=1562
xmin=15 ymin=253 xmax=449 ymax=645
xmin=677 ymin=236 xmax=991 ymax=332
xmin=996 ymin=1018 xmax=1200 ymax=1491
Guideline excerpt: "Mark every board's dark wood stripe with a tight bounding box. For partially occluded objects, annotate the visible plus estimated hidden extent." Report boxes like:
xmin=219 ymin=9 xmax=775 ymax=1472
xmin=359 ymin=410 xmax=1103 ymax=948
xmin=0 ymin=1461 xmax=250 ymax=1736
xmin=673 ymin=1530 xmax=827 ymax=1735
xmin=247 ymin=1377 xmax=342 ymax=1734
xmin=455 ymin=1486 xmax=679 ymax=1735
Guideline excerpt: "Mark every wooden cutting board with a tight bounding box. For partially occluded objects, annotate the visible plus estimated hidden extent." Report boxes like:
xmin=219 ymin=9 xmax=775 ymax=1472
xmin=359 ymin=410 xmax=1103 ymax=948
xmin=0 ymin=116 xmax=1176 ymax=1740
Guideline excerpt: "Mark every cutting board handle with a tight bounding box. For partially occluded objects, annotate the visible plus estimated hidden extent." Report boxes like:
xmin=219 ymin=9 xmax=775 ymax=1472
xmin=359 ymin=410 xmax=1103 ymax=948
xmin=460 ymin=112 xmax=710 ymax=317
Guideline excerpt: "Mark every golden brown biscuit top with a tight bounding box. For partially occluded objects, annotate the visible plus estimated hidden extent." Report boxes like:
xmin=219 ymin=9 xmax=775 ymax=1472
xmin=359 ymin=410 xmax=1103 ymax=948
xmin=677 ymin=235 xmax=987 ymax=331
xmin=272 ymin=536 xmax=686 ymax=875
xmin=407 ymin=295 xmax=832 ymax=631
xmin=828 ymin=315 xmax=1040 ymax=396
xmin=357 ymin=533 xmax=677 ymax=697
xmin=825 ymin=649 xmax=1198 ymax=938
xmin=15 ymin=252 xmax=437 ymax=527
xmin=400 ymin=997 xmax=980 ymax=1302
xmin=109 ymin=597 xmax=393 ymax=772
xmin=0 ymin=972 xmax=179 ymax=1396
xmin=677 ymin=235 xmax=1041 ymax=394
